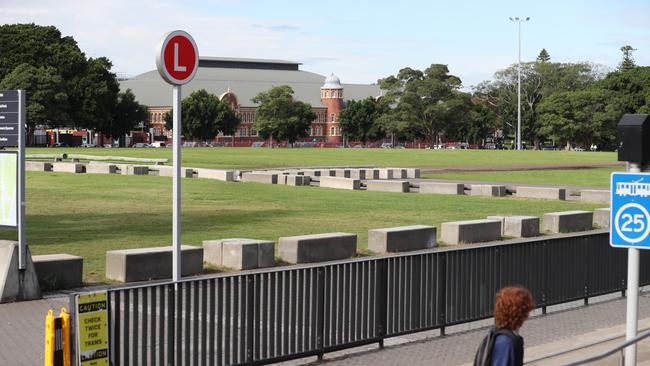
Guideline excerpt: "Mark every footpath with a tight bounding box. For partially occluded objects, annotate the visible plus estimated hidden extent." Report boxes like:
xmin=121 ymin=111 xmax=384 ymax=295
xmin=2 ymin=290 xmax=650 ymax=365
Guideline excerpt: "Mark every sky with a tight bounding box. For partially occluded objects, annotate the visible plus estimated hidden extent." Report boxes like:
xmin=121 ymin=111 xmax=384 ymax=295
xmin=3 ymin=0 xmax=649 ymax=88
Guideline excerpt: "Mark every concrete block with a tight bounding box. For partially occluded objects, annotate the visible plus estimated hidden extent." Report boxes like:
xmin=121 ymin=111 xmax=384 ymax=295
xmin=123 ymin=165 xmax=149 ymax=175
xmin=349 ymin=169 xmax=367 ymax=180
xmin=0 ymin=241 xmax=41 ymax=303
xmin=419 ymin=182 xmax=464 ymax=195
xmin=487 ymin=215 xmax=539 ymax=238
xmin=203 ymin=238 xmax=275 ymax=270
xmin=151 ymin=165 xmax=193 ymax=178
xmin=363 ymin=169 xmax=380 ymax=180
xmin=286 ymin=175 xmax=310 ymax=186
xmin=301 ymin=169 xmax=321 ymax=177
xmin=368 ymin=225 xmax=436 ymax=253
xmin=106 ymin=245 xmax=203 ymax=282
xmin=389 ymin=168 xmax=407 ymax=179
xmin=276 ymin=175 xmax=288 ymax=184
xmin=284 ymin=170 xmax=304 ymax=175
xmin=86 ymin=163 xmax=117 ymax=174
xmin=581 ymin=190 xmax=610 ymax=204
xmin=365 ymin=180 xmax=410 ymax=193
xmin=52 ymin=162 xmax=84 ymax=173
xmin=319 ymin=176 xmax=360 ymax=190
xmin=33 ymin=254 xmax=83 ymax=291
xmin=278 ymin=232 xmax=357 ymax=264
xmin=25 ymin=161 xmax=52 ymax=172
xmin=441 ymin=219 xmax=502 ymax=245
xmin=241 ymin=172 xmax=278 ymax=184
xmin=593 ymin=208 xmax=611 ymax=228
xmin=543 ymin=211 xmax=593 ymax=233
xmin=471 ymin=184 xmax=507 ymax=197
xmin=332 ymin=169 xmax=351 ymax=178
xmin=516 ymin=186 xmax=566 ymax=200
xmin=406 ymin=168 xmax=421 ymax=179
xmin=378 ymin=169 xmax=394 ymax=180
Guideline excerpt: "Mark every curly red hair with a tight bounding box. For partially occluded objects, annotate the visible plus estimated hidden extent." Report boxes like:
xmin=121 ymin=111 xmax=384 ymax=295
xmin=494 ymin=286 xmax=535 ymax=330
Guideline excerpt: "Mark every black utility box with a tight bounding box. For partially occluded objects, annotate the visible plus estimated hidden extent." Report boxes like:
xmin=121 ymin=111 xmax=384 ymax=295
xmin=618 ymin=114 xmax=650 ymax=162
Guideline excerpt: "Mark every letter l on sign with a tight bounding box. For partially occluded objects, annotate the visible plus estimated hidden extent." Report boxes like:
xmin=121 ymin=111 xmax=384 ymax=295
xmin=174 ymin=43 xmax=186 ymax=72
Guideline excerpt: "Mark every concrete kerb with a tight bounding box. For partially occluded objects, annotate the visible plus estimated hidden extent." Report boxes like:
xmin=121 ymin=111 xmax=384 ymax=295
xmin=516 ymin=186 xmax=566 ymax=200
xmin=86 ymin=163 xmax=118 ymax=174
xmin=32 ymin=254 xmax=83 ymax=291
xmin=470 ymin=184 xmax=507 ymax=197
xmin=150 ymin=165 xmax=194 ymax=178
xmin=319 ymin=176 xmax=360 ymax=190
xmin=278 ymin=232 xmax=357 ymax=264
xmin=195 ymin=168 xmax=235 ymax=181
xmin=52 ymin=162 xmax=84 ymax=173
xmin=0 ymin=241 xmax=41 ymax=303
xmin=203 ymin=238 xmax=275 ymax=270
xmin=241 ymin=172 xmax=278 ymax=184
xmin=365 ymin=180 xmax=410 ymax=193
xmin=593 ymin=208 xmax=611 ymax=228
xmin=440 ymin=219 xmax=502 ymax=245
xmin=581 ymin=190 xmax=610 ymax=204
xmin=419 ymin=182 xmax=465 ymax=195
xmin=487 ymin=215 xmax=540 ymax=238
xmin=105 ymin=245 xmax=203 ymax=282
xmin=543 ymin=211 xmax=593 ymax=233
xmin=368 ymin=225 xmax=436 ymax=253
xmin=25 ymin=161 xmax=52 ymax=172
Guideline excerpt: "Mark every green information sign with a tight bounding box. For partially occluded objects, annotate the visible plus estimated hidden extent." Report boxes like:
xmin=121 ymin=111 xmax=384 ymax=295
xmin=0 ymin=151 xmax=17 ymax=227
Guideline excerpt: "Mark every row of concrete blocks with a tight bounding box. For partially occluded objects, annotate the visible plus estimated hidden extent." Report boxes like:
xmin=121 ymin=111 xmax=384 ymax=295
xmin=26 ymin=161 xmax=236 ymax=182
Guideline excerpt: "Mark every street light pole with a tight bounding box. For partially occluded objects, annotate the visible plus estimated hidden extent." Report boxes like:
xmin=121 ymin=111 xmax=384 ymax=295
xmin=509 ymin=16 xmax=530 ymax=151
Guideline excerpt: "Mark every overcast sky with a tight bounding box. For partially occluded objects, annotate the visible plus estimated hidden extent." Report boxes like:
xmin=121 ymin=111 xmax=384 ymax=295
xmin=4 ymin=0 xmax=649 ymax=88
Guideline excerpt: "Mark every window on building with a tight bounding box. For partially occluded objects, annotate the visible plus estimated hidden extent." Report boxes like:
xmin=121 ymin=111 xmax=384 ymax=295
xmin=330 ymin=127 xmax=335 ymax=135
xmin=251 ymin=129 xmax=258 ymax=136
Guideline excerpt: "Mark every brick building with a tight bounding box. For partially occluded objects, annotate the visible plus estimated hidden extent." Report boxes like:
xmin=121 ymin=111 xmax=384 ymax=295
xmin=120 ymin=57 xmax=381 ymax=145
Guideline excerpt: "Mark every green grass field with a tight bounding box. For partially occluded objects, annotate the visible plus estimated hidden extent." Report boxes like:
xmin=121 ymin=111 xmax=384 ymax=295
xmin=0 ymin=172 xmax=605 ymax=283
xmin=422 ymin=167 xmax=621 ymax=188
xmin=26 ymin=147 xmax=619 ymax=170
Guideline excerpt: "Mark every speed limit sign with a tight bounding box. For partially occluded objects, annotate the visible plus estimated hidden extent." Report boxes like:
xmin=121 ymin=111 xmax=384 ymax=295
xmin=610 ymin=172 xmax=650 ymax=248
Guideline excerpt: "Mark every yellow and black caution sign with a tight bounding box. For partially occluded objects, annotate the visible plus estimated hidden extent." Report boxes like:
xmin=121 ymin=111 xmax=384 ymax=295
xmin=75 ymin=291 xmax=109 ymax=366
xmin=44 ymin=308 xmax=71 ymax=366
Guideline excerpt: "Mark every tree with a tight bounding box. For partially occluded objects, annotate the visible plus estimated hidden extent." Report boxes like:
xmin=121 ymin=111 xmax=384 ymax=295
xmin=251 ymin=85 xmax=316 ymax=146
xmin=598 ymin=66 xmax=650 ymax=114
xmin=619 ymin=45 xmax=637 ymax=71
xmin=537 ymin=89 xmax=621 ymax=150
xmin=164 ymin=89 xmax=240 ymax=141
xmin=339 ymin=97 xmax=386 ymax=144
xmin=70 ymin=57 xmax=120 ymax=132
xmin=537 ymin=49 xmax=551 ymax=63
xmin=111 ymin=89 xmax=148 ymax=146
xmin=378 ymin=64 xmax=469 ymax=147
xmin=0 ymin=63 xmax=69 ymax=144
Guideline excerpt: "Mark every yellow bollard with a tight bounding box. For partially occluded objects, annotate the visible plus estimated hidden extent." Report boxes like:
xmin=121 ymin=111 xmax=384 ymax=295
xmin=44 ymin=309 xmax=55 ymax=366
xmin=59 ymin=308 xmax=71 ymax=366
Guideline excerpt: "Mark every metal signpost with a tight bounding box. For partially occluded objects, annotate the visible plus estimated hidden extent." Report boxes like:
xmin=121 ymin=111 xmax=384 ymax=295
xmin=0 ymin=90 xmax=27 ymax=270
xmin=611 ymin=114 xmax=650 ymax=366
xmin=155 ymin=31 xmax=199 ymax=282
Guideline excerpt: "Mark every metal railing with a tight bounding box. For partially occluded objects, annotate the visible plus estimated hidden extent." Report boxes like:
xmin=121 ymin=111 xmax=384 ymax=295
xmin=89 ymin=230 xmax=650 ymax=365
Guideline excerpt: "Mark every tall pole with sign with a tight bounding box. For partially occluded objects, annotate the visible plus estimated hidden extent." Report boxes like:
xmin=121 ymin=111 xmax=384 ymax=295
xmin=155 ymin=30 xmax=199 ymax=282
xmin=610 ymin=114 xmax=650 ymax=366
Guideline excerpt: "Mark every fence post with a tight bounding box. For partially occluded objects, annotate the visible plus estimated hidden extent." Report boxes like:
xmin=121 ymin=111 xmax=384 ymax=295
xmin=167 ymin=285 xmax=175 ymax=366
xmin=439 ymin=253 xmax=447 ymax=337
xmin=247 ymin=275 xmax=255 ymax=365
xmin=317 ymin=267 xmax=325 ymax=360
xmin=377 ymin=258 xmax=388 ymax=348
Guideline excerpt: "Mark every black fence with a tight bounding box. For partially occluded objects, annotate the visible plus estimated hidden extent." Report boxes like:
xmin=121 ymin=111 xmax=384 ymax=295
xmin=93 ymin=230 xmax=650 ymax=366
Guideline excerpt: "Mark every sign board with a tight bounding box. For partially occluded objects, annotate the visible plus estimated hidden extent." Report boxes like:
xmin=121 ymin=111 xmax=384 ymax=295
xmin=155 ymin=30 xmax=199 ymax=85
xmin=610 ymin=172 xmax=650 ymax=249
xmin=0 ymin=151 xmax=18 ymax=227
xmin=76 ymin=291 xmax=109 ymax=366
xmin=0 ymin=90 xmax=19 ymax=147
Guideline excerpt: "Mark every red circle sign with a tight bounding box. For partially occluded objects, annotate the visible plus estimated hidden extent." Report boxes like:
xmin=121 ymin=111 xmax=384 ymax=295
xmin=156 ymin=30 xmax=199 ymax=85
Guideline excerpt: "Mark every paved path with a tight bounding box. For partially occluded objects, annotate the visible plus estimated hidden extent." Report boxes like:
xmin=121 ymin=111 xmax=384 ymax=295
xmin=2 ymin=290 xmax=649 ymax=365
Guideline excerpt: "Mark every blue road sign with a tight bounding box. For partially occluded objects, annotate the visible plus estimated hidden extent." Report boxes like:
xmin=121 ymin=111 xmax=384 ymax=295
xmin=611 ymin=172 xmax=650 ymax=248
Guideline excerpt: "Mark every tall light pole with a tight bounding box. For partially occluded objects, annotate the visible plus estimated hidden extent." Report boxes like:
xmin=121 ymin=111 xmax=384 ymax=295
xmin=509 ymin=16 xmax=530 ymax=150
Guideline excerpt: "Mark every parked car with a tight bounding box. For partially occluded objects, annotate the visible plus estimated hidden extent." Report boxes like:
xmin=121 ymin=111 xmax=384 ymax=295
xmin=133 ymin=143 xmax=151 ymax=148
xmin=541 ymin=145 xmax=556 ymax=151
xmin=150 ymin=142 xmax=166 ymax=148
xmin=80 ymin=143 xmax=96 ymax=148
xmin=51 ymin=142 xmax=68 ymax=147
xmin=574 ymin=147 xmax=585 ymax=152
xmin=381 ymin=143 xmax=393 ymax=148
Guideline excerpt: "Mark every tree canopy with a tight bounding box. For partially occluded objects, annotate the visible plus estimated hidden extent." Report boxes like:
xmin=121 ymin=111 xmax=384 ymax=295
xmin=339 ymin=97 xmax=387 ymax=144
xmin=164 ymin=89 xmax=240 ymax=141
xmin=252 ymin=85 xmax=316 ymax=145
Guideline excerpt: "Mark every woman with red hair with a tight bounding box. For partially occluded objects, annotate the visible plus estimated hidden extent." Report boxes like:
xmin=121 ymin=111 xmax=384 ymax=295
xmin=490 ymin=286 xmax=535 ymax=366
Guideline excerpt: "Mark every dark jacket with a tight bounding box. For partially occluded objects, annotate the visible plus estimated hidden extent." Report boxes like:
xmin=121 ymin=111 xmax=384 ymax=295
xmin=490 ymin=331 xmax=524 ymax=366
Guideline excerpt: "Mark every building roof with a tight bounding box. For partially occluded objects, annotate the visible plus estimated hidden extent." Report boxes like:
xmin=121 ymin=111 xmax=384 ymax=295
xmin=120 ymin=57 xmax=381 ymax=108
xmin=321 ymin=73 xmax=342 ymax=89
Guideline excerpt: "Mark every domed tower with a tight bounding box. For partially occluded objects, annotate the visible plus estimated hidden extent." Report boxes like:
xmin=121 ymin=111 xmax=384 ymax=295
xmin=321 ymin=73 xmax=344 ymax=144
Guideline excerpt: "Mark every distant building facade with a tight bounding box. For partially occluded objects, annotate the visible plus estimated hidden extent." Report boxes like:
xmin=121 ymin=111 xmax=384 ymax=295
xmin=120 ymin=57 xmax=381 ymax=145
